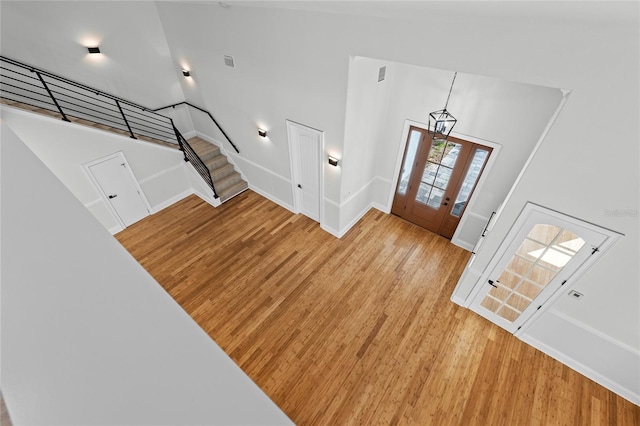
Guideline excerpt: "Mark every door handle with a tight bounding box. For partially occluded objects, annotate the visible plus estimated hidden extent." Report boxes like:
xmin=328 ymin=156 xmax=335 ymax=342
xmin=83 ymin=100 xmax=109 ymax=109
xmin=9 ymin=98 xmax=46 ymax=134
xmin=297 ymin=184 xmax=302 ymax=189
xmin=108 ymin=194 xmax=118 ymax=199
xmin=488 ymin=280 xmax=497 ymax=288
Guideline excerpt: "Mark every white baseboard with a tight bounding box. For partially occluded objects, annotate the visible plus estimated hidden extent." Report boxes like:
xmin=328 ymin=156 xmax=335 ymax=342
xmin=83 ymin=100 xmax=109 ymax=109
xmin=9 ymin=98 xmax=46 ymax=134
xmin=450 ymin=294 xmax=467 ymax=307
xmin=320 ymin=223 xmax=341 ymax=238
xmin=248 ymin=183 xmax=295 ymax=213
xmin=151 ymin=189 xmax=193 ymax=213
xmin=109 ymin=224 xmax=124 ymax=235
xmin=519 ymin=308 xmax=640 ymax=405
xmin=372 ymin=201 xmax=390 ymax=214
xmin=451 ymin=239 xmax=475 ymax=252
xmin=520 ymin=332 xmax=640 ymax=405
xmin=193 ymin=188 xmax=221 ymax=208
xmin=338 ymin=202 xmax=375 ymax=238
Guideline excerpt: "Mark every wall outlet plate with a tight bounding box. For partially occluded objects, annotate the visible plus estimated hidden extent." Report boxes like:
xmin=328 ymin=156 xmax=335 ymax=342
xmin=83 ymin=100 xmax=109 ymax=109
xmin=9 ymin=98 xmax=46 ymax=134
xmin=568 ymin=290 xmax=583 ymax=300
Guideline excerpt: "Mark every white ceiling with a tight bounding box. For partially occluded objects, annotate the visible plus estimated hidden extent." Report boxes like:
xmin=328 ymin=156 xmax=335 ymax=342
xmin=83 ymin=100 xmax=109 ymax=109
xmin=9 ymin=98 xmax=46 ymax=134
xmin=222 ymin=1 xmax=638 ymax=25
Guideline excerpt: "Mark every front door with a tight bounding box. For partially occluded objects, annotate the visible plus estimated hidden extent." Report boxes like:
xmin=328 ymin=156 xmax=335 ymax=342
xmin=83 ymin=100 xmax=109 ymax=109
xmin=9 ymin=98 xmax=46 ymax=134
xmin=88 ymin=153 xmax=150 ymax=227
xmin=392 ymin=126 xmax=491 ymax=238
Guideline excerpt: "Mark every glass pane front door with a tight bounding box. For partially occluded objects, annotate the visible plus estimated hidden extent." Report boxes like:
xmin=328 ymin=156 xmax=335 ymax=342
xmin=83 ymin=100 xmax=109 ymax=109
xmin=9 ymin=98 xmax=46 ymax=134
xmin=392 ymin=126 xmax=492 ymax=239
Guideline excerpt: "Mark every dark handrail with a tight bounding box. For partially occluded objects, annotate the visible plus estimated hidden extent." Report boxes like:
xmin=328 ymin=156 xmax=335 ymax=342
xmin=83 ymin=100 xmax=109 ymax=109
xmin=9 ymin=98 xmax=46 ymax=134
xmin=153 ymin=101 xmax=240 ymax=154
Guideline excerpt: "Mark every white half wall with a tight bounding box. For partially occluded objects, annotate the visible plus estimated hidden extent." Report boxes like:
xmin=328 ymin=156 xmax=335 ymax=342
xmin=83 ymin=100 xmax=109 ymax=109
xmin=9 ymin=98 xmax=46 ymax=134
xmin=1 ymin=106 xmax=192 ymax=231
xmin=0 ymin=123 xmax=292 ymax=425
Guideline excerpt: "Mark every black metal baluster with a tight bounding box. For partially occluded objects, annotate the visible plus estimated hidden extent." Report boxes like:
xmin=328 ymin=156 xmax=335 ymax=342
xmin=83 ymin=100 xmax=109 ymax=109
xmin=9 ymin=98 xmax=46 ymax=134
xmin=115 ymin=100 xmax=136 ymax=139
xmin=34 ymin=71 xmax=70 ymax=122
xmin=172 ymin=122 xmax=188 ymax=161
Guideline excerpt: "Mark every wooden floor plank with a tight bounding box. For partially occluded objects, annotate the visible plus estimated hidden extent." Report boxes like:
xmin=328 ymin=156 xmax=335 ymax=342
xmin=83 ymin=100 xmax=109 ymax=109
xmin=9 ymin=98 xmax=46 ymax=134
xmin=116 ymin=191 xmax=640 ymax=425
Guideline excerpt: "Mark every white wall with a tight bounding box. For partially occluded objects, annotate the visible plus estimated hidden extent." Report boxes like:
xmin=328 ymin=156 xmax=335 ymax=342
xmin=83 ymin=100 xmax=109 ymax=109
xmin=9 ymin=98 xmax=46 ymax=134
xmin=341 ymin=57 xmax=563 ymax=245
xmin=0 ymin=124 xmax=292 ymax=425
xmin=0 ymin=1 xmax=185 ymax=108
xmin=1 ymin=0 xmax=638 ymax=404
xmin=2 ymin=106 xmax=192 ymax=232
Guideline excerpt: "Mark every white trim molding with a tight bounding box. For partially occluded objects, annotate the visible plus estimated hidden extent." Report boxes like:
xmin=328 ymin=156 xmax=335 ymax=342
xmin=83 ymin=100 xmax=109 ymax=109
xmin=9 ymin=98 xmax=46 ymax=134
xmin=520 ymin=309 xmax=640 ymax=405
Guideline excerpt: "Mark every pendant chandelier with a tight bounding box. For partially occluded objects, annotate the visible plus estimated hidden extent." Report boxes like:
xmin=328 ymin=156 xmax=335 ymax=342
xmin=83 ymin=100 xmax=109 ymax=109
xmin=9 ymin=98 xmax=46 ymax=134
xmin=428 ymin=72 xmax=458 ymax=141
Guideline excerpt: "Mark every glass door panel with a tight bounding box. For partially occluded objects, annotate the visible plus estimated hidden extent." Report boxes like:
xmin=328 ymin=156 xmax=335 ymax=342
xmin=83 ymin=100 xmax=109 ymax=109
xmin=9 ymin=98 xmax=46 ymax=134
xmin=478 ymin=226 xmax=585 ymax=324
xmin=451 ymin=148 xmax=489 ymax=217
xmin=396 ymin=129 xmax=421 ymax=196
xmin=416 ymin=141 xmax=461 ymax=210
xmin=468 ymin=203 xmax=614 ymax=334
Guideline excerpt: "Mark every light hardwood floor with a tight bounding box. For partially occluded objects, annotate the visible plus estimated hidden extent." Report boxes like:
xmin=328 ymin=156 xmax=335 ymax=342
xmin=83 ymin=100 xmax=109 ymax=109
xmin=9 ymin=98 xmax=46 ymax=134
xmin=116 ymin=191 xmax=640 ymax=425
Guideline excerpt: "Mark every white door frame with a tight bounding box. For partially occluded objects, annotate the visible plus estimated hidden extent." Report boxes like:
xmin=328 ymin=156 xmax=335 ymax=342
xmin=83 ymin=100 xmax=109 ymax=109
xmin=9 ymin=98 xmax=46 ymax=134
xmin=465 ymin=202 xmax=622 ymax=336
xmin=83 ymin=151 xmax=152 ymax=229
xmin=286 ymin=120 xmax=324 ymax=224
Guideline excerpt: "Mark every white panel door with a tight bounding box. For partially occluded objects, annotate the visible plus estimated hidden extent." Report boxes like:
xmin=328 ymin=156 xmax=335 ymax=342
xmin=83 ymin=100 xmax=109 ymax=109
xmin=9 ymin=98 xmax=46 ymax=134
xmin=88 ymin=153 xmax=150 ymax=227
xmin=469 ymin=203 xmax=619 ymax=334
xmin=288 ymin=121 xmax=322 ymax=222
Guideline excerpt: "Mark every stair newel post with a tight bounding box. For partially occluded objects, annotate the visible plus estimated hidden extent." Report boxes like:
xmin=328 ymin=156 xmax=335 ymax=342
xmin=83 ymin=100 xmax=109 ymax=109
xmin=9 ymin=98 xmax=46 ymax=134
xmin=33 ymin=70 xmax=70 ymax=122
xmin=115 ymin=99 xmax=137 ymax=139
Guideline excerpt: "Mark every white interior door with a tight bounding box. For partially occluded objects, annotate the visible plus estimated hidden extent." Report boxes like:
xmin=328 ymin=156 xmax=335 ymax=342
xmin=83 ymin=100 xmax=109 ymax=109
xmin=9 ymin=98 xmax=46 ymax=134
xmin=469 ymin=203 xmax=619 ymax=334
xmin=88 ymin=153 xmax=150 ymax=227
xmin=287 ymin=121 xmax=322 ymax=222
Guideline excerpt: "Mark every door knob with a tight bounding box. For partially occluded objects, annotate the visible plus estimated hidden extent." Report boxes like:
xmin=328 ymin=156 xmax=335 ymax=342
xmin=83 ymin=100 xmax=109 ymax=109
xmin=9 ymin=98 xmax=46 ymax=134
xmin=108 ymin=194 xmax=118 ymax=199
xmin=297 ymin=184 xmax=302 ymax=189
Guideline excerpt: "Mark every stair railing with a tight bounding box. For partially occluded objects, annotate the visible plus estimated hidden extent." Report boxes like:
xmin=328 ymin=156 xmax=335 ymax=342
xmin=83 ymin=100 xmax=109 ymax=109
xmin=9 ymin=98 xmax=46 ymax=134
xmin=173 ymin=125 xmax=219 ymax=199
xmin=153 ymin=101 xmax=240 ymax=154
xmin=0 ymin=55 xmax=220 ymax=198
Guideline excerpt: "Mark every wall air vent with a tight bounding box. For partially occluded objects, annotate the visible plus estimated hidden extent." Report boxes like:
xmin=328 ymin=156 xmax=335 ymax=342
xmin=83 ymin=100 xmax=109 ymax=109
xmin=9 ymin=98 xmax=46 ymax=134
xmin=378 ymin=65 xmax=386 ymax=82
xmin=224 ymin=55 xmax=235 ymax=68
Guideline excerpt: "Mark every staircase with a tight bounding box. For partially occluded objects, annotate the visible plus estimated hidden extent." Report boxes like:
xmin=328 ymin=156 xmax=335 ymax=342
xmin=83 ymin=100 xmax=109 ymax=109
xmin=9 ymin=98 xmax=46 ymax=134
xmin=188 ymin=137 xmax=248 ymax=202
xmin=0 ymin=55 xmax=247 ymax=203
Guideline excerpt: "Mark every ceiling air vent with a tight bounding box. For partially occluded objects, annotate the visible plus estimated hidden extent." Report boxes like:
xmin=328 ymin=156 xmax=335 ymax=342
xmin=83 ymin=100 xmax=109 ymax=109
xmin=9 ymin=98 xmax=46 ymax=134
xmin=224 ymin=55 xmax=235 ymax=68
xmin=378 ymin=65 xmax=386 ymax=82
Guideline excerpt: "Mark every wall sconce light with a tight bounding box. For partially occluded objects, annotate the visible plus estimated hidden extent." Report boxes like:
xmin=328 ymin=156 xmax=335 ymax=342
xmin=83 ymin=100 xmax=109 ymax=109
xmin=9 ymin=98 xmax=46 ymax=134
xmin=328 ymin=156 xmax=339 ymax=167
xmin=182 ymin=69 xmax=191 ymax=77
xmin=87 ymin=46 xmax=101 ymax=54
xmin=258 ymin=128 xmax=267 ymax=138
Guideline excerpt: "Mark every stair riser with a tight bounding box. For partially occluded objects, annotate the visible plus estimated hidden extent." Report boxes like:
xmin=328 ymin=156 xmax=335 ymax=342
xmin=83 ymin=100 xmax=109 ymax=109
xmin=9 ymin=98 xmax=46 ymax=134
xmin=187 ymin=136 xmax=248 ymax=203
xmin=197 ymin=148 xmax=221 ymax=163
xmin=205 ymin=156 xmax=229 ymax=171
xmin=220 ymin=182 xmax=249 ymax=202
xmin=211 ymin=165 xmax=236 ymax=181
xmin=215 ymin=174 xmax=243 ymax=192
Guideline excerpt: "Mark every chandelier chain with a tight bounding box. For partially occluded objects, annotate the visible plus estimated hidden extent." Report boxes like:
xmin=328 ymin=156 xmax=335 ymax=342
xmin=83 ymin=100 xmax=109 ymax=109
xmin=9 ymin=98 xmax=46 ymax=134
xmin=443 ymin=72 xmax=457 ymax=110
